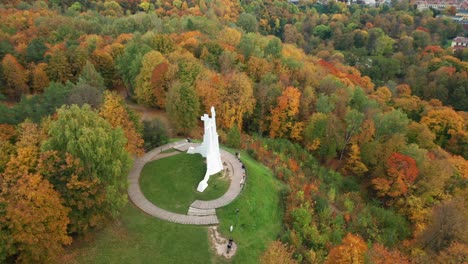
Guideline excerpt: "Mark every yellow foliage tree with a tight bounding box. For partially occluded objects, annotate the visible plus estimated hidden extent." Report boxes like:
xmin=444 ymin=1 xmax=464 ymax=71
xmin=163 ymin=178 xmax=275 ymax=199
xmin=100 ymin=91 xmax=144 ymax=156
xmin=341 ymin=144 xmax=368 ymax=177
xmin=325 ymin=233 xmax=368 ymax=264
xmin=2 ymin=173 xmax=71 ymax=263
xmin=218 ymin=72 xmax=255 ymax=130
xmin=261 ymin=240 xmax=297 ymax=264
xmin=269 ymin=86 xmax=303 ymax=140
xmin=134 ymin=51 xmax=167 ymax=106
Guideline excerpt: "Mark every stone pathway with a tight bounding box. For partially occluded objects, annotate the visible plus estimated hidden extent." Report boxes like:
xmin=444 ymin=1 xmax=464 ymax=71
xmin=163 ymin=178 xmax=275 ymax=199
xmin=190 ymin=148 xmax=245 ymax=210
xmin=127 ymin=140 xmax=246 ymax=225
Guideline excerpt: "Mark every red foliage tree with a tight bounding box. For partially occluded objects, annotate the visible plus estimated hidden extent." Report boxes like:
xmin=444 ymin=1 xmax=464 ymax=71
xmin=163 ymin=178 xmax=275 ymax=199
xmin=372 ymin=152 xmax=419 ymax=198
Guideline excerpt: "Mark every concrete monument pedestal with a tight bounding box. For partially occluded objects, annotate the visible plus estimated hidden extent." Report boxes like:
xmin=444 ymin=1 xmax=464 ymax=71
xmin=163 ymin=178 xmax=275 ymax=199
xmin=188 ymin=106 xmax=223 ymax=192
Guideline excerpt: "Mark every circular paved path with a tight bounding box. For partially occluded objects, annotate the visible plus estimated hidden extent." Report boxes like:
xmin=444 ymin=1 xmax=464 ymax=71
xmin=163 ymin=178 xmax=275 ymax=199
xmin=127 ymin=140 xmax=245 ymax=225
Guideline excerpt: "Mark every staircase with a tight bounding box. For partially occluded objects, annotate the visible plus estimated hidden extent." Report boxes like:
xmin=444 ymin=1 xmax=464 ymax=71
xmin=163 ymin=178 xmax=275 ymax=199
xmin=188 ymin=207 xmax=216 ymax=216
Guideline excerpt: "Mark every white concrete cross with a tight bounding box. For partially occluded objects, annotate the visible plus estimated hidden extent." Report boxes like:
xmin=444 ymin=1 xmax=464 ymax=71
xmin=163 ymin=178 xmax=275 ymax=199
xmin=187 ymin=106 xmax=223 ymax=192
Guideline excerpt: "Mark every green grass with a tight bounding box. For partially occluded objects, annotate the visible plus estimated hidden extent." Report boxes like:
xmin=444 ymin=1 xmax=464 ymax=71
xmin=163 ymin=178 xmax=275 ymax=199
xmin=65 ymin=205 xmax=212 ymax=264
xmin=216 ymin=149 xmax=284 ymax=264
xmin=140 ymin=152 xmax=230 ymax=214
xmin=64 ymin=149 xmax=283 ymax=264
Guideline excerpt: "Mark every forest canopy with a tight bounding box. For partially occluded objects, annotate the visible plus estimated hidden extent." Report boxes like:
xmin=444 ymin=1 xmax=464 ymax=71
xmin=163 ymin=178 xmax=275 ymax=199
xmin=0 ymin=0 xmax=467 ymax=263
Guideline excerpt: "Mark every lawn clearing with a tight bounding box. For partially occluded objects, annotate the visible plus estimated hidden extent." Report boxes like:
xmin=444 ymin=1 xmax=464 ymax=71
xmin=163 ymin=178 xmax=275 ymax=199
xmin=216 ymin=149 xmax=284 ymax=264
xmin=64 ymin=149 xmax=283 ymax=264
xmin=140 ymin=152 xmax=230 ymax=214
xmin=64 ymin=205 xmax=212 ymax=264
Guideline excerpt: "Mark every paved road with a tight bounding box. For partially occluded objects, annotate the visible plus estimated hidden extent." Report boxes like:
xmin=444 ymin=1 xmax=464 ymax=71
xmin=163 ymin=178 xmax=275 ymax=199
xmin=127 ymin=140 xmax=245 ymax=225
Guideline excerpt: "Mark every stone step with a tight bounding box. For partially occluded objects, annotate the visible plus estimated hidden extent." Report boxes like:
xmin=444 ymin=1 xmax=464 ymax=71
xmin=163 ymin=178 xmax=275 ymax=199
xmin=173 ymin=143 xmax=190 ymax=152
xmin=188 ymin=207 xmax=216 ymax=216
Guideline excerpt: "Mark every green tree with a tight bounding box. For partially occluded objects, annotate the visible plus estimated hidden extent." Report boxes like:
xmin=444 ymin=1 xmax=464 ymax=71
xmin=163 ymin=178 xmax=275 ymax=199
xmin=43 ymin=104 xmax=132 ymax=220
xmin=78 ymin=60 xmax=105 ymax=90
xmin=116 ymin=41 xmax=151 ymax=93
xmin=25 ymin=38 xmax=48 ymax=63
xmin=142 ymin=118 xmax=169 ymax=151
xmin=411 ymin=30 xmax=431 ymax=50
xmin=265 ymin=37 xmax=282 ymax=59
xmin=237 ymin=12 xmax=258 ymax=33
xmin=313 ymin=25 xmax=332 ymax=39
xmin=226 ymin=125 xmax=241 ymax=148
xmin=374 ymin=110 xmax=410 ymax=140
xmin=166 ymin=82 xmax=200 ymax=134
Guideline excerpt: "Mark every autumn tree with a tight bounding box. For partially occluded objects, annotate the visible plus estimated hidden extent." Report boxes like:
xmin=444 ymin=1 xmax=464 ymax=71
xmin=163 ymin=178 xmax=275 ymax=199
xmin=421 ymin=108 xmax=465 ymax=149
xmin=0 ymin=173 xmax=71 ymax=263
xmin=1 ymin=54 xmax=28 ymax=99
xmin=0 ymin=121 xmax=71 ymax=263
xmin=194 ymin=69 xmax=223 ymax=112
xmin=366 ymin=243 xmax=410 ymax=264
xmin=37 ymin=150 xmax=103 ymax=234
xmin=261 ymin=240 xmax=297 ymax=264
xmin=46 ymin=49 xmax=72 ymax=84
xmin=99 ymin=91 xmax=144 ymax=155
xmin=341 ymin=144 xmax=368 ymax=177
xmin=419 ymin=197 xmax=467 ymax=252
xmin=269 ymin=86 xmax=303 ymax=140
xmin=218 ymin=72 xmax=256 ymax=130
xmin=372 ymin=152 xmax=419 ymax=198
xmin=31 ymin=63 xmax=50 ymax=94
xmin=134 ymin=50 xmax=167 ymax=107
xmin=91 ymin=49 xmax=117 ymax=88
xmin=43 ymin=104 xmax=132 ymax=222
xmin=325 ymin=233 xmax=367 ymax=264
xmin=435 ymin=242 xmax=468 ymax=264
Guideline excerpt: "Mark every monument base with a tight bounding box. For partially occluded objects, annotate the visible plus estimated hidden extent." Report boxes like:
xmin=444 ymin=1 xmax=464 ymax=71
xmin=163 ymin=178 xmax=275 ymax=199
xmin=197 ymin=179 xmax=208 ymax=192
xmin=187 ymin=146 xmax=196 ymax=154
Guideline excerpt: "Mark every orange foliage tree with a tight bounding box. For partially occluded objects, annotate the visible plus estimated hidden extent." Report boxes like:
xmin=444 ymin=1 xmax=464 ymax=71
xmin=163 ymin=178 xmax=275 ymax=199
xmin=31 ymin=62 xmax=50 ymax=93
xmin=269 ymin=86 xmax=303 ymax=140
xmin=194 ymin=69 xmax=223 ymax=112
xmin=372 ymin=152 xmax=419 ymax=198
xmin=0 ymin=121 xmax=71 ymax=262
xmin=1 ymin=172 xmax=71 ymax=263
xmin=325 ymin=233 xmax=368 ymax=264
xmin=1 ymin=54 xmax=28 ymax=99
xmin=366 ymin=243 xmax=410 ymax=264
xmin=99 ymin=91 xmax=144 ymax=156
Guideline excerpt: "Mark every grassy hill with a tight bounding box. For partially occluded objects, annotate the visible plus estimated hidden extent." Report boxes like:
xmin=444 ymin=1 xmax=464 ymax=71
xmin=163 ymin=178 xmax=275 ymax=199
xmin=63 ymin=150 xmax=283 ymax=264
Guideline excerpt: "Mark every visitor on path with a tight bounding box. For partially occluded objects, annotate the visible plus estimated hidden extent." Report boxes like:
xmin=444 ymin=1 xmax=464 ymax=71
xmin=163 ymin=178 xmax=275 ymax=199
xmin=227 ymin=238 xmax=234 ymax=253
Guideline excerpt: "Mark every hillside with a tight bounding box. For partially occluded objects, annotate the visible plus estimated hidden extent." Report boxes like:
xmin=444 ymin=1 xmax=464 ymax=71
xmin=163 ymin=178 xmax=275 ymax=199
xmin=0 ymin=0 xmax=467 ymax=263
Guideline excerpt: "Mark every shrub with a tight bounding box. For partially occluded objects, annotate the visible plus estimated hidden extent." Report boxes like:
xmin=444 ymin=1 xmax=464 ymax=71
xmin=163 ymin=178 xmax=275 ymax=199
xmin=143 ymin=118 xmax=169 ymax=151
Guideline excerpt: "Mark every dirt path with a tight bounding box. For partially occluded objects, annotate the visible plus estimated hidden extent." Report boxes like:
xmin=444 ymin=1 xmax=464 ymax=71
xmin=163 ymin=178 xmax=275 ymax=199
xmin=208 ymin=226 xmax=237 ymax=259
